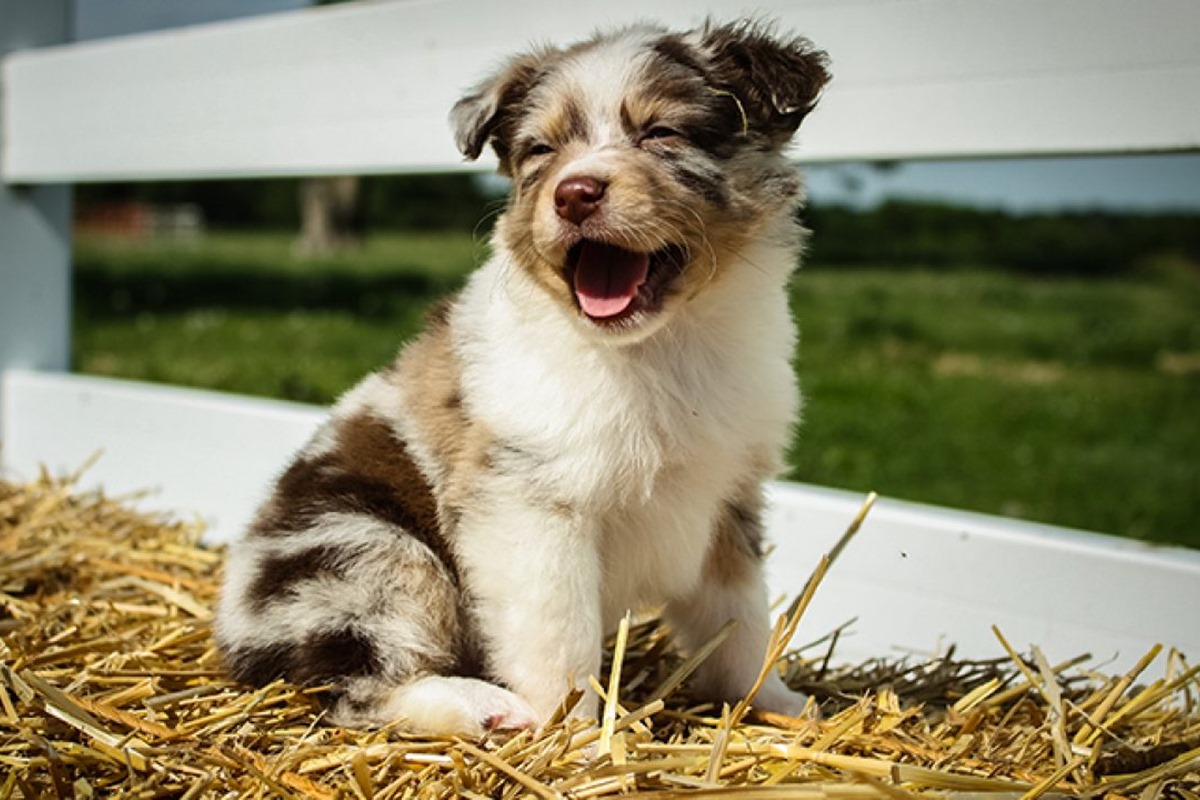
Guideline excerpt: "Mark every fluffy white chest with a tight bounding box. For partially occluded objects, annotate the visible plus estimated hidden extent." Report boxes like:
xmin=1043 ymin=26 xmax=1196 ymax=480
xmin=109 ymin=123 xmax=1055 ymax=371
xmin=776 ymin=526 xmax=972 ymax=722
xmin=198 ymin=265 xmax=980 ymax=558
xmin=454 ymin=254 xmax=798 ymax=617
xmin=460 ymin=257 xmax=794 ymax=495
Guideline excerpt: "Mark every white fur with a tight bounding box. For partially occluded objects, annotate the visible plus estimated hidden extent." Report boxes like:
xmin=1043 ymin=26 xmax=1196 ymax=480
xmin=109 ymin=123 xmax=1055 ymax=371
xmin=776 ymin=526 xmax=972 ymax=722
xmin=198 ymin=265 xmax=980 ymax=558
xmin=386 ymin=676 xmax=538 ymax=736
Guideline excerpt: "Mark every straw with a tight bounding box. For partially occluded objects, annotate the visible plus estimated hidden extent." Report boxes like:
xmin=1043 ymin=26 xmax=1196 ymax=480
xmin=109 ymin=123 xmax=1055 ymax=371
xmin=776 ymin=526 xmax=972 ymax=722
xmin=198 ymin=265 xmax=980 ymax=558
xmin=3 ymin=473 xmax=1198 ymax=798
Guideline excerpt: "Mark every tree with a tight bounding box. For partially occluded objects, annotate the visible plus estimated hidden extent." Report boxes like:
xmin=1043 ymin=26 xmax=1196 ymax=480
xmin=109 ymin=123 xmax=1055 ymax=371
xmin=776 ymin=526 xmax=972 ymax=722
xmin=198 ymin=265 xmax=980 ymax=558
xmin=294 ymin=175 xmax=363 ymax=257
xmin=293 ymin=0 xmax=365 ymax=257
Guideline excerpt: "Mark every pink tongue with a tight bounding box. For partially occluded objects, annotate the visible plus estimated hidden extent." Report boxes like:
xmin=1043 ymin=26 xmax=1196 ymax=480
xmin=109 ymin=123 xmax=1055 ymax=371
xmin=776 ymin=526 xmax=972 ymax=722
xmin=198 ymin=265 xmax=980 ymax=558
xmin=573 ymin=241 xmax=650 ymax=319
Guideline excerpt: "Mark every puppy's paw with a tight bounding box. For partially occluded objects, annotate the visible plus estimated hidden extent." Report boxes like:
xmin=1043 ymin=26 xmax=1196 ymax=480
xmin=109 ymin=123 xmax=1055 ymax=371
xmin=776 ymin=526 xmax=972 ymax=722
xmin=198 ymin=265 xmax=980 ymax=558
xmin=480 ymin=695 xmax=539 ymax=734
xmin=386 ymin=676 xmax=539 ymax=738
xmin=752 ymin=676 xmax=812 ymax=719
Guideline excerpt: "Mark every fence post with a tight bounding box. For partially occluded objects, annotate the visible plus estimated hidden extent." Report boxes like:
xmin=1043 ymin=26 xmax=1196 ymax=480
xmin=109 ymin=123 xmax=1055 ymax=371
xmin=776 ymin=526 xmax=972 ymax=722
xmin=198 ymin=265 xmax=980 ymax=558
xmin=0 ymin=0 xmax=73 ymax=443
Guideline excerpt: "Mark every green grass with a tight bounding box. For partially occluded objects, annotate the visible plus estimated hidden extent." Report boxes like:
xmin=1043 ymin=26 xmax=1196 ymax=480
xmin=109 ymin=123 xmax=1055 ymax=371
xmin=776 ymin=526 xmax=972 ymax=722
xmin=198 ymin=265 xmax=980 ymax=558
xmin=786 ymin=268 xmax=1200 ymax=546
xmin=74 ymin=232 xmax=1200 ymax=548
xmin=74 ymin=231 xmax=485 ymax=401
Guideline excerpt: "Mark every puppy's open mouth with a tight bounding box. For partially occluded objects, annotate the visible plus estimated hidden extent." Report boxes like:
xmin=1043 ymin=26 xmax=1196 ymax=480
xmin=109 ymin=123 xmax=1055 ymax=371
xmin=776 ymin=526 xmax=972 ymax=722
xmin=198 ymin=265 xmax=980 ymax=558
xmin=564 ymin=240 xmax=686 ymax=325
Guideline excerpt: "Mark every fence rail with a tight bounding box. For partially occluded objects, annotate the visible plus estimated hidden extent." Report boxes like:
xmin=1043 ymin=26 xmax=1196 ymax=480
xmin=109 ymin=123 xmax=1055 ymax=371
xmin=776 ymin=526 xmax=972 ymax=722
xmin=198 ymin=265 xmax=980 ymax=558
xmin=5 ymin=0 xmax=1200 ymax=182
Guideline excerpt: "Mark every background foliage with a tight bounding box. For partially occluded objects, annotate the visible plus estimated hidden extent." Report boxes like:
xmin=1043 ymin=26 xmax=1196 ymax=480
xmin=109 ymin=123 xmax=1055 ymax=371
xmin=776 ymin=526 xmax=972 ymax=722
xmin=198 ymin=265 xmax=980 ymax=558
xmin=78 ymin=177 xmax=1200 ymax=273
xmin=73 ymin=178 xmax=1200 ymax=548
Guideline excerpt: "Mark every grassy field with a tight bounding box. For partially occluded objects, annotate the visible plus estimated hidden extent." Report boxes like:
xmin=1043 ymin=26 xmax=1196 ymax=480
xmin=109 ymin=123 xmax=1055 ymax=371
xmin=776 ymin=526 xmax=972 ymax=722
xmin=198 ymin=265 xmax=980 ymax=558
xmin=74 ymin=231 xmax=1200 ymax=548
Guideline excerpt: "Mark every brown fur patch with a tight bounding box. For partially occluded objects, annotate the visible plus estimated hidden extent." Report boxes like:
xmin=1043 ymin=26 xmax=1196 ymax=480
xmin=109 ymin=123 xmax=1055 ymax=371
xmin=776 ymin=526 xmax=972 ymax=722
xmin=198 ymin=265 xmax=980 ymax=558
xmin=226 ymin=629 xmax=380 ymax=687
xmin=393 ymin=302 xmax=496 ymax=531
xmin=423 ymin=296 xmax=455 ymax=328
xmin=248 ymin=413 xmax=453 ymax=580
xmin=247 ymin=543 xmax=351 ymax=612
xmin=705 ymin=490 xmax=766 ymax=586
xmin=224 ymin=640 xmax=297 ymax=686
xmin=335 ymin=413 xmax=440 ymax=539
xmin=295 ymin=628 xmax=382 ymax=683
xmin=541 ymin=95 xmax=589 ymax=148
xmin=621 ymin=55 xmax=739 ymax=158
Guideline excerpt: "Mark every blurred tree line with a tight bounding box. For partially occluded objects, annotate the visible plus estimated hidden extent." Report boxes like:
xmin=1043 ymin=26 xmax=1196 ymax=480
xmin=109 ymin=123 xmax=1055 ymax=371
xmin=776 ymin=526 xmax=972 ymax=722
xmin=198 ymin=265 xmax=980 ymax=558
xmin=76 ymin=175 xmax=1200 ymax=275
xmin=76 ymin=174 xmax=491 ymax=232
xmin=804 ymin=202 xmax=1200 ymax=275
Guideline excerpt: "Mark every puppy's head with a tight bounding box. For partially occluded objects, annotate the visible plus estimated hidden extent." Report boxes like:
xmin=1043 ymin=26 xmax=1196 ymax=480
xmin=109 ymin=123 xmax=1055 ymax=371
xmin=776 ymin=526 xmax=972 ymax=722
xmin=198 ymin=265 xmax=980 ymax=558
xmin=452 ymin=20 xmax=830 ymax=343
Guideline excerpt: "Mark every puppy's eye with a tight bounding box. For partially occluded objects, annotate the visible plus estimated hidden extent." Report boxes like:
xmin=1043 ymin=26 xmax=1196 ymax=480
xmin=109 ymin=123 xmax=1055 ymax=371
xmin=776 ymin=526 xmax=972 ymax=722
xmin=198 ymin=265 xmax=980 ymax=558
xmin=640 ymin=126 xmax=683 ymax=144
xmin=527 ymin=143 xmax=555 ymax=157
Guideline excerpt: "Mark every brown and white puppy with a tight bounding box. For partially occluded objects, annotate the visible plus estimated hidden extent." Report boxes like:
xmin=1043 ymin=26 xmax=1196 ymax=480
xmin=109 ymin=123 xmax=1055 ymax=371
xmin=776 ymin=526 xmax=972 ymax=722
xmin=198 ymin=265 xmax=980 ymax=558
xmin=216 ymin=20 xmax=830 ymax=736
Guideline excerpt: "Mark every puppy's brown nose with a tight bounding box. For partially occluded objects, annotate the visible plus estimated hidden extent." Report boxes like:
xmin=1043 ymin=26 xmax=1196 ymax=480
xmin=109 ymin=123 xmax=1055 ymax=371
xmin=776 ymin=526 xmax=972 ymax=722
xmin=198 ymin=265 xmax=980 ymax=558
xmin=554 ymin=176 xmax=607 ymax=225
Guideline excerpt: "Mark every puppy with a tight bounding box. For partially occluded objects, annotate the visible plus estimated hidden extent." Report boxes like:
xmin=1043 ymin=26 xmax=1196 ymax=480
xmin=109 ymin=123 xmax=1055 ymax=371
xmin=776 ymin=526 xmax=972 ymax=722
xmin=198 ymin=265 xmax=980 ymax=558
xmin=216 ymin=20 xmax=830 ymax=736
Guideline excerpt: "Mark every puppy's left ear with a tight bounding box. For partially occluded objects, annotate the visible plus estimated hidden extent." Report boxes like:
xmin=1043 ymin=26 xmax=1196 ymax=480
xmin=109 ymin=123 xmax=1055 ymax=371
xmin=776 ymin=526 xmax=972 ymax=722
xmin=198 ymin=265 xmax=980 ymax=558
xmin=450 ymin=49 xmax=554 ymax=173
xmin=699 ymin=20 xmax=831 ymax=147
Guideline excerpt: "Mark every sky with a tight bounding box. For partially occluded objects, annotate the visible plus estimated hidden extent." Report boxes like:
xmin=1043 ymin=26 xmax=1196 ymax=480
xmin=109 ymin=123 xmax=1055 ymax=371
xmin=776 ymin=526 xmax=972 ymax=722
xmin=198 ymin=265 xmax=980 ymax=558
xmin=70 ymin=0 xmax=1200 ymax=214
xmin=803 ymin=155 xmax=1200 ymax=214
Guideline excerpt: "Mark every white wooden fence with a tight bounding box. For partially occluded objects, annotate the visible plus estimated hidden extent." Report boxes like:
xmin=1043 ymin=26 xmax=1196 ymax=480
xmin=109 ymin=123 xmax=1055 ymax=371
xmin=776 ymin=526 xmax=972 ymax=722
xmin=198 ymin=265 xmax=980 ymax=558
xmin=3 ymin=0 xmax=1199 ymax=669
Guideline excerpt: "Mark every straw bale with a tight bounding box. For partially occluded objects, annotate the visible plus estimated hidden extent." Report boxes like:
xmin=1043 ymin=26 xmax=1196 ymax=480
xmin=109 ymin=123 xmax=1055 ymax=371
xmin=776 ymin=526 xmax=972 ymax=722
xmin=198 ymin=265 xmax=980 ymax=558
xmin=2 ymin=472 xmax=1198 ymax=798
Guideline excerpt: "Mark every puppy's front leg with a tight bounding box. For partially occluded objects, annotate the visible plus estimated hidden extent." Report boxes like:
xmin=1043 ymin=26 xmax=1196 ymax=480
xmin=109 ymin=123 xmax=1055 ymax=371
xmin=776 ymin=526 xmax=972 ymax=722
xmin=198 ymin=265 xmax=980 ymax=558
xmin=665 ymin=492 xmax=808 ymax=717
xmin=457 ymin=497 xmax=603 ymax=724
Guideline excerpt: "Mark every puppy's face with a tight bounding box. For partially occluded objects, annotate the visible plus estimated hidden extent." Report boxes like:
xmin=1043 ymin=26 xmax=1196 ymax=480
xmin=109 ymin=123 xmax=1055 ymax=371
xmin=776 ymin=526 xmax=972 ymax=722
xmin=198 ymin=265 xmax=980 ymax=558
xmin=453 ymin=22 xmax=830 ymax=343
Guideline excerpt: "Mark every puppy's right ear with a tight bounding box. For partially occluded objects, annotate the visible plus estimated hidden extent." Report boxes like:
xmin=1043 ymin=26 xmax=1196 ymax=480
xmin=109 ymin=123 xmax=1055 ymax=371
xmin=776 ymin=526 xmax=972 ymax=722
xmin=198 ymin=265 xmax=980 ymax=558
xmin=450 ymin=50 xmax=553 ymax=173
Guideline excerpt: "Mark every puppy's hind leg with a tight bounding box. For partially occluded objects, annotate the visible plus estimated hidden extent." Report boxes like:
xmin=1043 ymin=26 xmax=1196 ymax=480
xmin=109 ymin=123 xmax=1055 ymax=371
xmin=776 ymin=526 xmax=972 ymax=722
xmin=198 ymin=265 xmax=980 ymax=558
xmin=219 ymin=513 xmax=533 ymax=736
